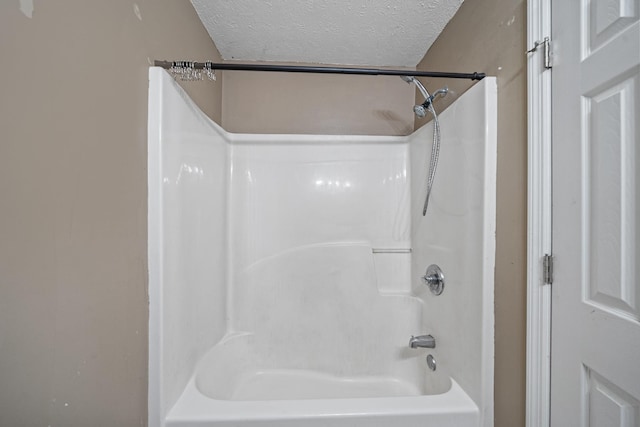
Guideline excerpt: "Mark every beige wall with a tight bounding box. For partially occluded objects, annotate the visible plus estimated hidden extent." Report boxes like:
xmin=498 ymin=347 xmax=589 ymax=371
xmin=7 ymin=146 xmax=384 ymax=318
xmin=0 ymin=2 xmax=221 ymax=426
xmin=416 ymin=1 xmax=528 ymax=426
xmin=222 ymin=64 xmax=415 ymax=135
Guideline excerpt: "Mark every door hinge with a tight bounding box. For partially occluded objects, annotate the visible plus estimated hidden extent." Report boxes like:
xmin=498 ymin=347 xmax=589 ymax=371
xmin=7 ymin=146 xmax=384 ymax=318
xmin=526 ymin=36 xmax=553 ymax=69
xmin=543 ymin=254 xmax=554 ymax=285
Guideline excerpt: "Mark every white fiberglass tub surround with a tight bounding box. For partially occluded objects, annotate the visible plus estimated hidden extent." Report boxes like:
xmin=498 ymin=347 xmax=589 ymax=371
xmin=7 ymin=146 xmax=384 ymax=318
xmin=148 ymin=68 xmax=496 ymax=427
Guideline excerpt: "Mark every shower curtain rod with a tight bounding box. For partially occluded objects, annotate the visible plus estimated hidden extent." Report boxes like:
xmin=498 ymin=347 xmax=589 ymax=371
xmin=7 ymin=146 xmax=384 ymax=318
xmin=154 ymin=60 xmax=486 ymax=81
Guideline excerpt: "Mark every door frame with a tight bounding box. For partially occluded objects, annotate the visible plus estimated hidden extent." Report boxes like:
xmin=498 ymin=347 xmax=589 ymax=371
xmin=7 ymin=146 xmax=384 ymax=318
xmin=526 ymin=0 xmax=552 ymax=426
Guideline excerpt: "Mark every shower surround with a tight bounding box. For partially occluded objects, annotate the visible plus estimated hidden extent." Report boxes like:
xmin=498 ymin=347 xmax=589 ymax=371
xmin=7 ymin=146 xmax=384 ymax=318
xmin=148 ymin=68 xmax=496 ymax=426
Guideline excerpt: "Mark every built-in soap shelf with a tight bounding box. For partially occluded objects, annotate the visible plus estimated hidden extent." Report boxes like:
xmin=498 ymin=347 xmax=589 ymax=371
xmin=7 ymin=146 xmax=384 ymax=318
xmin=372 ymin=248 xmax=412 ymax=254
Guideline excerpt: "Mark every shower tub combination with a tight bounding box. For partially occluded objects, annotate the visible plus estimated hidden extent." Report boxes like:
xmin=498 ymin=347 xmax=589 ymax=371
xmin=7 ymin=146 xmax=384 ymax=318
xmin=148 ymin=68 xmax=497 ymax=427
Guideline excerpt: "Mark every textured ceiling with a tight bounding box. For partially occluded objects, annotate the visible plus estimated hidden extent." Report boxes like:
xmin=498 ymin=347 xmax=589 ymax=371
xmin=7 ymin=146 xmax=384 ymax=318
xmin=190 ymin=0 xmax=465 ymax=67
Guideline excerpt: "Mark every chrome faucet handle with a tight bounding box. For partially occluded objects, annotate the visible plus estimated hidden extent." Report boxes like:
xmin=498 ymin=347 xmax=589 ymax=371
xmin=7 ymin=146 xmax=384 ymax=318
xmin=421 ymin=264 xmax=445 ymax=295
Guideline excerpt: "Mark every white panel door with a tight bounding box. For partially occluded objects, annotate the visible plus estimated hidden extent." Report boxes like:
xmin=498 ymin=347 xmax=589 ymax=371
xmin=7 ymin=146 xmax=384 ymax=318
xmin=551 ymin=0 xmax=640 ymax=426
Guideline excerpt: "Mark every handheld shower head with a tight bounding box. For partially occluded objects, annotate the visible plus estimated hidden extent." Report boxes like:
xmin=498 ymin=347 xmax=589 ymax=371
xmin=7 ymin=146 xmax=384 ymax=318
xmin=430 ymin=87 xmax=449 ymax=102
xmin=417 ymin=86 xmax=449 ymax=115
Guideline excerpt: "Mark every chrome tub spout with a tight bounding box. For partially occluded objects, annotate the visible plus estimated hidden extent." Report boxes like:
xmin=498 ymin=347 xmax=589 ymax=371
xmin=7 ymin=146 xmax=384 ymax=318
xmin=409 ymin=334 xmax=436 ymax=349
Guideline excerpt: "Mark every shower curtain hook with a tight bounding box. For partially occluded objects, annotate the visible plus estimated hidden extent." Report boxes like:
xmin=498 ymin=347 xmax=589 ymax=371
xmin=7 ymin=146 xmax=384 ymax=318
xmin=204 ymin=61 xmax=216 ymax=81
xmin=169 ymin=61 xmax=183 ymax=80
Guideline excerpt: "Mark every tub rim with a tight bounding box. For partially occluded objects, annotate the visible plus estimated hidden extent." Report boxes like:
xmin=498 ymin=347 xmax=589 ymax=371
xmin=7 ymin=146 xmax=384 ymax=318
xmin=166 ymin=375 xmax=478 ymax=423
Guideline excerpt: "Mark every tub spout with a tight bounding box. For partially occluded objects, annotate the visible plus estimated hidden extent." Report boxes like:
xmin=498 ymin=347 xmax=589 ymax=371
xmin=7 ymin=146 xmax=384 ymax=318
xmin=409 ymin=335 xmax=436 ymax=349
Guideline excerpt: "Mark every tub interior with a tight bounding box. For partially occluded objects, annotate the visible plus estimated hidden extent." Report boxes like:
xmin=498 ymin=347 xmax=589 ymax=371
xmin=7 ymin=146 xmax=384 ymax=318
xmin=148 ymin=67 xmax=496 ymax=426
xmin=226 ymin=370 xmax=421 ymax=401
xmin=195 ymin=239 xmax=455 ymax=401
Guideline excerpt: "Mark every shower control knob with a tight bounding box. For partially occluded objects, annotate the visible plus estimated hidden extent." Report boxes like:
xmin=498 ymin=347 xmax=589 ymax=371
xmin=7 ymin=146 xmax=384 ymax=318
xmin=421 ymin=264 xmax=445 ymax=296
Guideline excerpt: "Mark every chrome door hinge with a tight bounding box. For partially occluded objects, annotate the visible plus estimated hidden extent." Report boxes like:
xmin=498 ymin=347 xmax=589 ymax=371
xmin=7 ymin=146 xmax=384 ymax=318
xmin=526 ymin=36 xmax=553 ymax=69
xmin=543 ymin=254 xmax=554 ymax=285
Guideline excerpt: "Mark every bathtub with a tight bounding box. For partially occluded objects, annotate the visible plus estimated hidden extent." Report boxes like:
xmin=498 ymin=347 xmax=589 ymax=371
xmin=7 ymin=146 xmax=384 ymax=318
xmin=165 ymin=244 xmax=479 ymax=426
xmin=148 ymin=68 xmax=496 ymax=427
xmin=167 ymin=329 xmax=478 ymax=426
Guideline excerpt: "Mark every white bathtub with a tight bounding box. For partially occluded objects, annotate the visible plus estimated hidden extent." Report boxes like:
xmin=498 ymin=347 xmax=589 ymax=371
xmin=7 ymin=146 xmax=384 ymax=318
xmin=166 ymin=245 xmax=478 ymax=426
xmin=166 ymin=328 xmax=478 ymax=427
xmin=148 ymin=68 xmax=496 ymax=427
xmin=164 ymin=243 xmax=479 ymax=427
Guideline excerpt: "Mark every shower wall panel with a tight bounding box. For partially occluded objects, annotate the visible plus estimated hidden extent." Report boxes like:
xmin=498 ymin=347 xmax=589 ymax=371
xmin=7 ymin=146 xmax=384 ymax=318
xmin=228 ymin=139 xmax=411 ymax=274
xmin=409 ymin=78 xmax=497 ymax=426
xmin=148 ymin=69 xmax=229 ymax=420
xmin=226 ymin=138 xmax=415 ymax=378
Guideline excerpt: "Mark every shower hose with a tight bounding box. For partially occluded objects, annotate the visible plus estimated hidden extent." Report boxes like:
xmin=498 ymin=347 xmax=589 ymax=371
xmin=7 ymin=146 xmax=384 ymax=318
xmin=422 ymin=94 xmax=441 ymax=216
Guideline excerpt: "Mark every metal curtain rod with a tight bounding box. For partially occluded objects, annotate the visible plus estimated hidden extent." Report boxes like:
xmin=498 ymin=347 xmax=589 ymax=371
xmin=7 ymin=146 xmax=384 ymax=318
xmin=154 ymin=60 xmax=486 ymax=81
